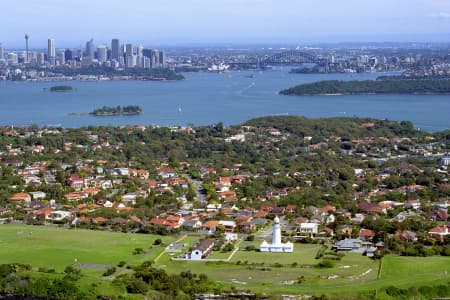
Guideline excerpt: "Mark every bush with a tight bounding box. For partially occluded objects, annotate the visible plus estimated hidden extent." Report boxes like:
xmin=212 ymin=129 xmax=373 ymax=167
xmin=246 ymin=235 xmax=255 ymax=241
xmin=103 ymin=267 xmax=116 ymax=276
xmin=315 ymin=260 xmax=334 ymax=269
xmin=126 ymin=279 xmax=149 ymax=294
xmin=153 ymin=238 xmax=162 ymax=245
xmin=118 ymin=260 xmax=126 ymax=267
xmin=245 ymin=245 xmax=256 ymax=251
xmin=133 ymin=247 xmax=144 ymax=255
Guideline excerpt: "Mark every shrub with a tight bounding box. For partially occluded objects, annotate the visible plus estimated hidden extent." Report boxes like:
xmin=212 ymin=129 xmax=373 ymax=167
xmin=315 ymin=260 xmax=334 ymax=269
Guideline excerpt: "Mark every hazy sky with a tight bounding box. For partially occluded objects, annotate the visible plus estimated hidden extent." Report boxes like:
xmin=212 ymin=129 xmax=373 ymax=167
xmin=1 ymin=0 xmax=450 ymax=48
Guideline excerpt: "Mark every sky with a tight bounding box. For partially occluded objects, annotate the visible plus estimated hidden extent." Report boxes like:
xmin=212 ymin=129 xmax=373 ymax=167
xmin=1 ymin=0 xmax=450 ymax=48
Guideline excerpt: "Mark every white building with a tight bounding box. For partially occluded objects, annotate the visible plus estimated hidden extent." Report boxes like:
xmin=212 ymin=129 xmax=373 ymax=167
xmin=299 ymin=223 xmax=319 ymax=236
xmin=260 ymin=216 xmax=293 ymax=253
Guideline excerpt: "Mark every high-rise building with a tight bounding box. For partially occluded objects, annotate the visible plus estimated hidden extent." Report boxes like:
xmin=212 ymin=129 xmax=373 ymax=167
xmin=7 ymin=53 xmax=18 ymax=65
xmin=97 ymin=45 xmax=107 ymax=63
xmin=0 ymin=43 xmax=4 ymax=60
xmin=36 ymin=53 xmax=45 ymax=65
xmin=137 ymin=45 xmax=143 ymax=57
xmin=159 ymin=50 xmax=166 ymax=68
xmin=48 ymin=38 xmax=56 ymax=61
xmin=59 ymin=50 xmax=65 ymax=65
xmin=125 ymin=43 xmax=133 ymax=57
xmin=111 ymin=39 xmax=120 ymax=60
xmin=64 ymin=49 xmax=73 ymax=61
xmin=85 ymin=38 xmax=95 ymax=58
xmin=142 ymin=48 xmax=152 ymax=59
xmin=151 ymin=49 xmax=159 ymax=68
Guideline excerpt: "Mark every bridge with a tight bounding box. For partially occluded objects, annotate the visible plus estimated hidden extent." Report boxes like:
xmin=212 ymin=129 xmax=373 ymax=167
xmin=259 ymin=50 xmax=327 ymax=68
xmin=227 ymin=50 xmax=328 ymax=69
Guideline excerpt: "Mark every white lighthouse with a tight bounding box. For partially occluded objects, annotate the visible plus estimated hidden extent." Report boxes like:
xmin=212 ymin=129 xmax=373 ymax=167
xmin=260 ymin=216 xmax=293 ymax=253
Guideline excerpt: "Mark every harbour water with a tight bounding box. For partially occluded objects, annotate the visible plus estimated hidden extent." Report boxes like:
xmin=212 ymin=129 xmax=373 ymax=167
xmin=0 ymin=67 xmax=449 ymax=132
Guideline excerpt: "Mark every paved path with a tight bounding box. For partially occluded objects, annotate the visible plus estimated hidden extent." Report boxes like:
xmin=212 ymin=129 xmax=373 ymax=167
xmin=154 ymin=235 xmax=187 ymax=263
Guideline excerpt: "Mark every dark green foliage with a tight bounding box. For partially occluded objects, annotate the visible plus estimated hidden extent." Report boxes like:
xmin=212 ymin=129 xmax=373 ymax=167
xmin=280 ymin=79 xmax=450 ymax=96
xmin=90 ymin=105 xmax=142 ymax=116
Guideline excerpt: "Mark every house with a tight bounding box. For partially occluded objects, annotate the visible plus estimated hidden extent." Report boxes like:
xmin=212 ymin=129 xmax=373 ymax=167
xmin=182 ymin=219 xmax=202 ymax=230
xmin=184 ymin=239 xmax=215 ymax=260
xmin=405 ymin=200 xmax=421 ymax=210
xmin=46 ymin=210 xmax=72 ymax=222
xmin=202 ymin=220 xmax=219 ymax=233
xmin=336 ymin=225 xmax=353 ymax=236
xmin=359 ymin=229 xmax=375 ymax=241
xmin=9 ymin=192 xmax=31 ymax=203
xmin=395 ymin=230 xmax=418 ymax=243
xmin=332 ymin=238 xmax=368 ymax=252
xmin=30 ymin=191 xmax=46 ymax=200
xmin=428 ymin=225 xmax=450 ymax=242
xmin=299 ymin=223 xmax=319 ymax=236
xmin=218 ymin=220 xmax=236 ymax=232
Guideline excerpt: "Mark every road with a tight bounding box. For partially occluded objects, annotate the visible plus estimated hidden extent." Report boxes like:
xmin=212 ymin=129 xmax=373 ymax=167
xmin=182 ymin=174 xmax=207 ymax=205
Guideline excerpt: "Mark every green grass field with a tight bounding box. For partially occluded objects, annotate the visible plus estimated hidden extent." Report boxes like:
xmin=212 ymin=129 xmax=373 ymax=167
xmin=0 ymin=224 xmax=173 ymax=271
xmin=0 ymin=224 xmax=449 ymax=299
xmin=155 ymin=238 xmax=450 ymax=298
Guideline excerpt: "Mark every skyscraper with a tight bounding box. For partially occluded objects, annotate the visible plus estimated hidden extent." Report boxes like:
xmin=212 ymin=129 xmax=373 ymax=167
xmin=97 ymin=45 xmax=107 ymax=63
xmin=48 ymin=38 xmax=56 ymax=61
xmin=159 ymin=50 xmax=166 ymax=68
xmin=125 ymin=44 xmax=133 ymax=56
xmin=64 ymin=49 xmax=73 ymax=61
xmin=111 ymin=39 xmax=120 ymax=60
xmin=85 ymin=38 xmax=95 ymax=58
xmin=0 ymin=43 xmax=4 ymax=60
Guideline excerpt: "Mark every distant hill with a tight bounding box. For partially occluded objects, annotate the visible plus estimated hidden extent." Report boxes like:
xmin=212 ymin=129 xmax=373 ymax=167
xmin=280 ymin=79 xmax=450 ymax=96
xmin=243 ymin=116 xmax=424 ymax=138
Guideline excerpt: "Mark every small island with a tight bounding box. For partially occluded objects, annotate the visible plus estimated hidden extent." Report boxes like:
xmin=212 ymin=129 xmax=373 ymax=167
xmin=47 ymin=85 xmax=74 ymax=92
xmin=280 ymin=78 xmax=450 ymax=96
xmin=89 ymin=105 xmax=143 ymax=116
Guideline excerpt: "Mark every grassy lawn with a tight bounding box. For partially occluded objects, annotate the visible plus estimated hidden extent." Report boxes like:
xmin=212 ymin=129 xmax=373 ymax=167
xmin=0 ymin=224 xmax=173 ymax=272
xmin=1 ymin=224 xmax=448 ymax=298
xmin=155 ymin=239 xmax=450 ymax=297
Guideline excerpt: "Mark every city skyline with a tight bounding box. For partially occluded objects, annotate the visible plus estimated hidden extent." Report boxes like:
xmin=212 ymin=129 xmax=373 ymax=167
xmin=0 ymin=0 xmax=450 ymax=48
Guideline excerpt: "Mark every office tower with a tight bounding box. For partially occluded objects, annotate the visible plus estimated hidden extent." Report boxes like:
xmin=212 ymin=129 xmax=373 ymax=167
xmin=111 ymin=39 xmax=120 ymax=60
xmin=77 ymin=48 xmax=83 ymax=60
xmin=125 ymin=43 xmax=133 ymax=57
xmin=151 ymin=49 xmax=159 ymax=68
xmin=143 ymin=56 xmax=151 ymax=68
xmin=36 ymin=53 xmax=45 ymax=65
xmin=142 ymin=48 xmax=152 ymax=59
xmin=59 ymin=50 xmax=65 ymax=65
xmin=97 ymin=45 xmax=107 ymax=63
xmin=137 ymin=45 xmax=143 ymax=57
xmin=126 ymin=55 xmax=135 ymax=68
xmin=7 ymin=53 xmax=18 ymax=65
xmin=85 ymin=38 xmax=95 ymax=58
xmin=159 ymin=50 xmax=166 ymax=68
xmin=64 ymin=49 xmax=73 ymax=61
xmin=48 ymin=38 xmax=56 ymax=63
xmin=0 ymin=43 xmax=4 ymax=60
xmin=24 ymin=34 xmax=29 ymax=62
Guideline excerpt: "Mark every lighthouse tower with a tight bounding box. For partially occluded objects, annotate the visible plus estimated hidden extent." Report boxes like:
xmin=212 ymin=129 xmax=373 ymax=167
xmin=260 ymin=216 xmax=294 ymax=253
xmin=272 ymin=216 xmax=282 ymax=245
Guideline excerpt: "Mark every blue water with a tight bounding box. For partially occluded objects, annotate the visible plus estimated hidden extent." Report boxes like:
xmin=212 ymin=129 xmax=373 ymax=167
xmin=0 ymin=67 xmax=449 ymax=132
